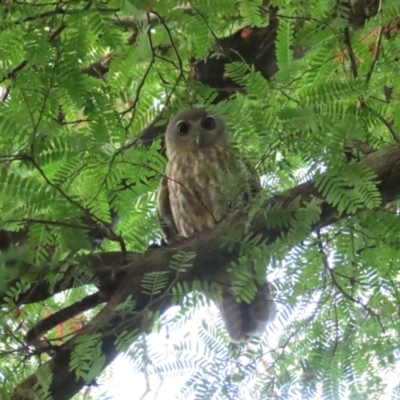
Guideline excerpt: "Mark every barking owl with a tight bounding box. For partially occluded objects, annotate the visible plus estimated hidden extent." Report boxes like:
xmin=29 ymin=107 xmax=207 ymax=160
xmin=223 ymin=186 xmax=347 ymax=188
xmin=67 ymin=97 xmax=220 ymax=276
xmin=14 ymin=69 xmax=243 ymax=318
xmin=157 ymin=108 xmax=276 ymax=342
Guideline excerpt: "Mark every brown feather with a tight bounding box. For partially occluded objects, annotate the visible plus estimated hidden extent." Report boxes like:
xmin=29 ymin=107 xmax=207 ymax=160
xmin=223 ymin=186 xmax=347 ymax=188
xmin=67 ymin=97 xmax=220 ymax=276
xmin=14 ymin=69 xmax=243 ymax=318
xmin=157 ymin=108 xmax=276 ymax=342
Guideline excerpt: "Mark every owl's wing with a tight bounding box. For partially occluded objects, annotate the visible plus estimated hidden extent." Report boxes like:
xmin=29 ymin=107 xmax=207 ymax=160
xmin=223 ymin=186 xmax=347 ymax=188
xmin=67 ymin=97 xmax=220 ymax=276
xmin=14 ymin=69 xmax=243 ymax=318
xmin=219 ymin=152 xmax=276 ymax=342
xmin=244 ymin=158 xmax=262 ymax=199
xmin=157 ymin=175 xmax=179 ymax=244
xmin=229 ymin=146 xmax=262 ymax=201
xmin=218 ymin=282 xmax=276 ymax=342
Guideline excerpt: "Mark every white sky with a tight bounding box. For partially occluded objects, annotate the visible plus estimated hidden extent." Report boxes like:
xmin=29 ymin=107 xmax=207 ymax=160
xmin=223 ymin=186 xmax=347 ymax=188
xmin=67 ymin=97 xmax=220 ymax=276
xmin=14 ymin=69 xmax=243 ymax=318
xmin=84 ymin=275 xmax=400 ymax=400
xmin=88 ymin=301 xmax=281 ymax=400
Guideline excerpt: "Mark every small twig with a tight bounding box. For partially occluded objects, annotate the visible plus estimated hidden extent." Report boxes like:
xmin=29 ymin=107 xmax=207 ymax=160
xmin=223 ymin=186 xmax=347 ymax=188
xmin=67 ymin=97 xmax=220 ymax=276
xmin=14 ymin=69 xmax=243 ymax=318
xmin=343 ymin=27 xmax=358 ymax=79
xmin=13 ymin=5 xmax=118 ymax=26
xmin=119 ymin=13 xmax=156 ymax=132
xmin=316 ymin=230 xmax=390 ymax=341
xmin=138 ymin=368 xmax=152 ymax=400
xmin=28 ymin=156 xmax=96 ymax=218
xmin=369 ymin=107 xmax=399 ymax=142
xmin=48 ymin=21 xmax=67 ymax=42
xmin=191 ymin=6 xmax=219 ymax=45
xmin=1 ymin=60 xmax=28 ymax=83
xmin=365 ymin=27 xmax=383 ymax=83
xmin=152 ymin=11 xmax=185 ymax=77
xmin=7 ymin=218 xmax=92 ymax=231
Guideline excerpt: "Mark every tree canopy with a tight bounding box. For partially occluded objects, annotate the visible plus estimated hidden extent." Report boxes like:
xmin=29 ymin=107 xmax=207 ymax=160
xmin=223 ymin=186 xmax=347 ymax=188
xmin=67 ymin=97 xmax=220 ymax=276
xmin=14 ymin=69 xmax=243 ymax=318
xmin=1 ymin=0 xmax=400 ymax=399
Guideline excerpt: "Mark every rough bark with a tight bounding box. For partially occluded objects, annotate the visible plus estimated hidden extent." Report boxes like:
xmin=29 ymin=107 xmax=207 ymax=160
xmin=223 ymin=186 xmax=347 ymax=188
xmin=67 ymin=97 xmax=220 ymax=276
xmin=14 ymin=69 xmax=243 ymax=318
xmin=11 ymin=142 xmax=400 ymax=400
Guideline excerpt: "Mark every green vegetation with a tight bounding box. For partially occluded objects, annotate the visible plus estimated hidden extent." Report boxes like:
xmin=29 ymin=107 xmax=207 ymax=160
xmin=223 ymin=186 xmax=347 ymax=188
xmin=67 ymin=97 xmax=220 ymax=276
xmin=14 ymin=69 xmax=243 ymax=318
xmin=1 ymin=1 xmax=400 ymax=399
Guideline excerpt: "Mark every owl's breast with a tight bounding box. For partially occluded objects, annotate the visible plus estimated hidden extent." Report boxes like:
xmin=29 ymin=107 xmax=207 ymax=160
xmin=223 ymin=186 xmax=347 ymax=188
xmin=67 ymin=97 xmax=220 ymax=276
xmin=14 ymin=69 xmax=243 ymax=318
xmin=166 ymin=148 xmax=232 ymax=238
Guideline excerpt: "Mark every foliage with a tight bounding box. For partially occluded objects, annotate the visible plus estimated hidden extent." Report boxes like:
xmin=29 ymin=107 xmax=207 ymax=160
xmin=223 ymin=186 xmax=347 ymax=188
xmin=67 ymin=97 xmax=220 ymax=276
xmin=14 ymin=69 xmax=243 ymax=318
xmin=1 ymin=0 xmax=400 ymax=399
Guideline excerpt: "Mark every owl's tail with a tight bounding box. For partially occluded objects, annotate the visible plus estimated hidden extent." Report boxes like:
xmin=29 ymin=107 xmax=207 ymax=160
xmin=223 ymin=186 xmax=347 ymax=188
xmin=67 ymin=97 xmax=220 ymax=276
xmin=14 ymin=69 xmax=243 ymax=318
xmin=217 ymin=283 xmax=276 ymax=343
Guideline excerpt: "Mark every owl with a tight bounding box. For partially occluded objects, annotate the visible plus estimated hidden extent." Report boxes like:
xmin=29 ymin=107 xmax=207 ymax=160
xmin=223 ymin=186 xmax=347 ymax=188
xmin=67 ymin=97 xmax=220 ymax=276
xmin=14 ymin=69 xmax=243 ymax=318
xmin=157 ymin=108 xmax=276 ymax=342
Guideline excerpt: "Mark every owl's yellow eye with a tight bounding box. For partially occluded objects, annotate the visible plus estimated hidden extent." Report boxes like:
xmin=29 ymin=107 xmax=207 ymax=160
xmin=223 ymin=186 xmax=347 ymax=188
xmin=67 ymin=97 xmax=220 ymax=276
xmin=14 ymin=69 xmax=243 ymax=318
xmin=201 ymin=117 xmax=216 ymax=131
xmin=177 ymin=121 xmax=190 ymax=136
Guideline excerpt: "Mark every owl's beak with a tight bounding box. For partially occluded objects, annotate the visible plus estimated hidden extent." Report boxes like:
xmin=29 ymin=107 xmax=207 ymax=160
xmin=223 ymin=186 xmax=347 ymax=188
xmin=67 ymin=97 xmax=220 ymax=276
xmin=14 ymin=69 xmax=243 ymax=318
xmin=194 ymin=130 xmax=202 ymax=146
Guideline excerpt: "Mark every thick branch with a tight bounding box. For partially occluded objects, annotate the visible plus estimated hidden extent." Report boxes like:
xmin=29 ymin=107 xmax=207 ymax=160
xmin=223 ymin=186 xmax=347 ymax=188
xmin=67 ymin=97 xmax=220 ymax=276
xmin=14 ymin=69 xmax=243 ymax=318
xmin=12 ymin=142 xmax=400 ymax=400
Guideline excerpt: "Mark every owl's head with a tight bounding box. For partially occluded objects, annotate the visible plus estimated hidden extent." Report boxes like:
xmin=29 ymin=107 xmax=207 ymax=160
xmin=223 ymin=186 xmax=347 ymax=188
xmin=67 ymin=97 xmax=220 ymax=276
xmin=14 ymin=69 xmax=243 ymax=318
xmin=165 ymin=108 xmax=230 ymax=155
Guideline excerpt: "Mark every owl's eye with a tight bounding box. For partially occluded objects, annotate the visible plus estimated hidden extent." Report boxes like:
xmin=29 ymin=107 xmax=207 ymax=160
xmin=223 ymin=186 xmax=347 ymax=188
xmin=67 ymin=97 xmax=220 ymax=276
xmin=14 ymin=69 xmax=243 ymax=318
xmin=201 ymin=117 xmax=216 ymax=131
xmin=177 ymin=121 xmax=190 ymax=136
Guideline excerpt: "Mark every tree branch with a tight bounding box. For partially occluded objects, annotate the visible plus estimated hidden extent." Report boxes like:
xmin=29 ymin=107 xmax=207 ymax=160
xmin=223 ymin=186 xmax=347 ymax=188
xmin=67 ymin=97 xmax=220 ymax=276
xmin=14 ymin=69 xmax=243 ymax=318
xmin=11 ymin=141 xmax=400 ymax=399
